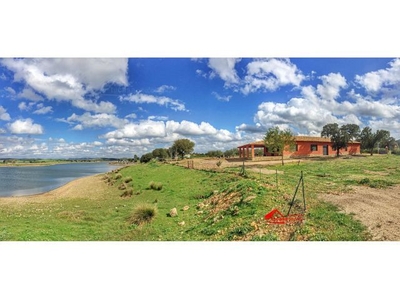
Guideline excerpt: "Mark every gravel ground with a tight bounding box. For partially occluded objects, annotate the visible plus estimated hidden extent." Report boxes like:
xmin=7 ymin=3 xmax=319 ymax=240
xmin=321 ymin=185 xmax=400 ymax=241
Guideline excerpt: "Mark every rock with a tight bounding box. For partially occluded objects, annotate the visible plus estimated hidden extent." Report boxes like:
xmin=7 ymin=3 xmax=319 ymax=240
xmin=245 ymin=195 xmax=257 ymax=202
xmin=182 ymin=205 xmax=190 ymax=211
xmin=178 ymin=221 xmax=185 ymax=226
xmin=197 ymin=203 xmax=205 ymax=209
xmin=169 ymin=208 xmax=178 ymax=217
xmin=197 ymin=210 xmax=204 ymax=215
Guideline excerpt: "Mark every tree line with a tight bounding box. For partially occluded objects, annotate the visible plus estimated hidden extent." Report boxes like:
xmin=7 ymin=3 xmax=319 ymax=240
xmin=263 ymin=123 xmax=399 ymax=166
xmin=136 ymin=123 xmax=399 ymax=164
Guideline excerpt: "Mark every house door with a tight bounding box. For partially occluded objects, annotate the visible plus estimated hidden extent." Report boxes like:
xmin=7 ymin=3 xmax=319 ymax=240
xmin=323 ymin=145 xmax=329 ymax=155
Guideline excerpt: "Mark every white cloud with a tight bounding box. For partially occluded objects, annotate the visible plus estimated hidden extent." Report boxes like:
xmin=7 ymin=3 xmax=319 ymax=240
xmin=207 ymin=58 xmax=241 ymax=85
xmin=18 ymin=87 xmax=44 ymax=101
xmin=120 ymin=92 xmax=186 ymax=111
xmin=125 ymin=113 xmax=137 ymax=119
xmin=102 ymin=119 xmax=167 ymax=139
xmin=166 ymin=120 xmax=218 ymax=136
xmin=100 ymin=119 xmax=243 ymax=155
xmin=316 ymin=73 xmax=347 ymax=101
xmin=4 ymin=87 xmax=16 ymax=95
xmin=241 ymin=58 xmax=305 ymax=94
xmin=0 ymin=58 xmax=128 ymax=113
xmin=65 ymin=112 xmax=128 ymax=130
xmin=8 ymin=118 xmax=44 ymax=134
xmin=18 ymin=102 xmax=30 ymax=111
xmin=0 ymin=128 xmax=6 ymax=134
xmin=0 ymin=106 xmax=11 ymax=121
xmin=73 ymin=124 xmax=83 ymax=131
xmin=148 ymin=115 xmax=168 ymax=121
xmin=154 ymin=85 xmax=176 ymax=93
xmin=355 ymin=58 xmax=400 ymax=93
xmin=33 ymin=104 xmax=53 ymax=115
xmin=212 ymin=91 xmax=232 ymax=102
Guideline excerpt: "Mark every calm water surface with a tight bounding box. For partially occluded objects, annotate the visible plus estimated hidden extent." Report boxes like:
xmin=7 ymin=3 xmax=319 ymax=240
xmin=0 ymin=162 xmax=120 ymax=197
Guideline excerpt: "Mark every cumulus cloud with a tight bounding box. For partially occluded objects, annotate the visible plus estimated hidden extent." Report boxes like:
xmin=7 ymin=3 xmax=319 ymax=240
xmin=4 ymin=87 xmax=16 ymax=95
xmin=0 ymin=58 xmax=128 ymax=113
xmin=120 ymin=92 xmax=186 ymax=111
xmin=18 ymin=87 xmax=44 ymax=101
xmin=8 ymin=118 xmax=44 ymax=134
xmin=207 ymin=58 xmax=241 ymax=85
xmin=241 ymin=58 xmax=305 ymax=94
xmin=102 ymin=119 xmax=167 ymax=139
xmin=0 ymin=106 xmax=11 ymax=121
xmin=355 ymin=58 xmax=400 ymax=93
xmin=33 ymin=104 xmax=53 ymax=115
xmin=166 ymin=120 xmax=218 ymax=136
xmin=100 ymin=119 xmax=243 ymax=154
xmin=235 ymin=123 xmax=266 ymax=133
xmin=316 ymin=73 xmax=347 ymax=101
xmin=64 ymin=112 xmax=129 ymax=130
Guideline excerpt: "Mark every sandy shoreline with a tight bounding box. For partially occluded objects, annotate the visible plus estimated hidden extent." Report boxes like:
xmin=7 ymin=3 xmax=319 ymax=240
xmin=0 ymin=173 xmax=108 ymax=205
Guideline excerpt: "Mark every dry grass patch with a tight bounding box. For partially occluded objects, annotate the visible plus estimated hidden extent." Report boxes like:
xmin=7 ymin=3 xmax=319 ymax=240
xmin=128 ymin=204 xmax=158 ymax=225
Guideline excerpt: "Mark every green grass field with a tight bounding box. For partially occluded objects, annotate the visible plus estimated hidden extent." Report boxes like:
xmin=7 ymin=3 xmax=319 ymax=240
xmin=1 ymin=155 xmax=400 ymax=241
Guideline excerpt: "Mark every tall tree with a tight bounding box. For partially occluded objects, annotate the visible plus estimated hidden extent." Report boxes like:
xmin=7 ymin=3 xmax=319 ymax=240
xmin=263 ymin=126 xmax=295 ymax=165
xmin=171 ymin=138 xmax=195 ymax=159
xmin=152 ymin=148 xmax=170 ymax=161
xmin=321 ymin=123 xmax=360 ymax=157
xmin=360 ymin=127 xmax=390 ymax=155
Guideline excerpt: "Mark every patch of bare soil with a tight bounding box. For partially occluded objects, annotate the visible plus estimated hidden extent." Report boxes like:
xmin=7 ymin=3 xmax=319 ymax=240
xmin=321 ymin=185 xmax=400 ymax=241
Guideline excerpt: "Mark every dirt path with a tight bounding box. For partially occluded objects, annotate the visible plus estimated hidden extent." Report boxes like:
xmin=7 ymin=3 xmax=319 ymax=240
xmin=321 ymin=185 xmax=400 ymax=241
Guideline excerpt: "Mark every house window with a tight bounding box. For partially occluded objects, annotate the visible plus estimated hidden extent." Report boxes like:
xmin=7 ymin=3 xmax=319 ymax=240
xmin=310 ymin=144 xmax=318 ymax=151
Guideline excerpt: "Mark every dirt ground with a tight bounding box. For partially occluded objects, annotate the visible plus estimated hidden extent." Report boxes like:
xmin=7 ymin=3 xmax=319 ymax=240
xmin=321 ymin=185 xmax=400 ymax=241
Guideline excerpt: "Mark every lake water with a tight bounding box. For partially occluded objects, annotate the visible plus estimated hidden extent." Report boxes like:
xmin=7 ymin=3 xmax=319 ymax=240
xmin=0 ymin=162 xmax=120 ymax=197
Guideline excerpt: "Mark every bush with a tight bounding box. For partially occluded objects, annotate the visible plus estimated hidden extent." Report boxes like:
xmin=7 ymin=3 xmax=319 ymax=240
xmin=149 ymin=181 xmax=163 ymax=191
xmin=128 ymin=205 xmax=157 ymax=225
xmin=121 ymin=188 xmax=133 ymax=197
xmin=124 ymin=177 xmax=133 ymax=183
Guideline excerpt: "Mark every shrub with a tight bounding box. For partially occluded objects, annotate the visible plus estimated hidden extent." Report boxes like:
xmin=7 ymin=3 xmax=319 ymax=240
xmin=128 ymin=205 xmax=157 ymax=225
xmin=124 ymin=177 xmax=133 ymax=183
xmin=149 ymin=181 xmax=163 ymax=191
xmin=121 ymin=188 xmax=133 ymax=197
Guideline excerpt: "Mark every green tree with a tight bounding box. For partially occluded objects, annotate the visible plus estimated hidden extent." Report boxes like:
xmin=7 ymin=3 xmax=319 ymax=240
xmin=171 ymin=139 xmax=195 ymax=159
xmin=224 ymin=148 xmax=239 ymax=158
xmin=360 ymin=127 xmax=390 ymax=155
xmin=321 ymin=123 xmax=360 ymax=157
xmin=152 ymin=148 xmax=170 ymax=161
xmin=263 ymin=126 xmax=295 ymax=165
xmin=205 ymin=150 xmax=224 ymax=158
xmin=140 ymin=153 xmax=153 ymax=163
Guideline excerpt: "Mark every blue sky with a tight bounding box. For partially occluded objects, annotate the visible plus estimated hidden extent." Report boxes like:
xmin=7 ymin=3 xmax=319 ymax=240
xmin=0 ymin=57 xmax=400 ymax=158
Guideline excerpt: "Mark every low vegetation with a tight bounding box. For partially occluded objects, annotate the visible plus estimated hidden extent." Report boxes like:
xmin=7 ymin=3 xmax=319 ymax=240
xmin=128 ymin=204 xmax=157 ymax=226
xmin=2 ymin=155 xmax=400 ymax=241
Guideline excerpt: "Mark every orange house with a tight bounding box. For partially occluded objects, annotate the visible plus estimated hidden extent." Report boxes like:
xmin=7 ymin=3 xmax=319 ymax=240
xmin=237 ymin=136 xmax=361 ymax=160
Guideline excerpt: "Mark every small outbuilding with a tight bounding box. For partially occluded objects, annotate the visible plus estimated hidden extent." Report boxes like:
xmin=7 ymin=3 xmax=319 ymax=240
xmin=237 ymin=136 xmax=361 ymax=160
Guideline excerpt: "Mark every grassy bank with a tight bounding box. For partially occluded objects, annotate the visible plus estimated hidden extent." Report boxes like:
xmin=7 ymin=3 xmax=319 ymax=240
xmin=1 ymin=155 xmax=400 ymax=241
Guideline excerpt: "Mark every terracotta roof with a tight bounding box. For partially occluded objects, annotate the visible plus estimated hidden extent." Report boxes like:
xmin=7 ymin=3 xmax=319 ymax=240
xmin=294 ymin=136 xmax=331 ymax=142
xmin=238 ymin=136 xmax=360 ymax=147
